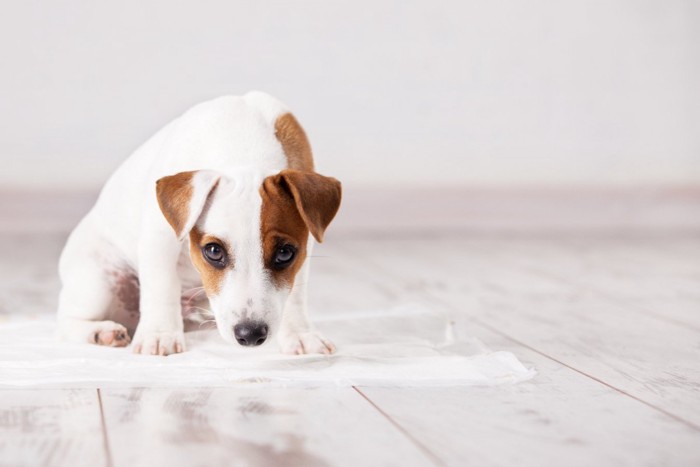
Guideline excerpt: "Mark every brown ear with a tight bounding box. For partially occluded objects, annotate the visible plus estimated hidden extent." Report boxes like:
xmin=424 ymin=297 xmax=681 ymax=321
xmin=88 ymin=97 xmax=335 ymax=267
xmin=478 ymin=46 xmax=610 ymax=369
xmin=155 ymin=170 xmax=220 ymax=240
xmin=266 ymin=169 xmax=342 ymax=242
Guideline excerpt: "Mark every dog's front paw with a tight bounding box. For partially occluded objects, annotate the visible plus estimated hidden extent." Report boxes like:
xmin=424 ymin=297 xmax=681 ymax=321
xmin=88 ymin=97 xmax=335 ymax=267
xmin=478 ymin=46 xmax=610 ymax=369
xmin=92 ymin=322 xmax=131 ymax=347
xmin=131 ymin=329 xmax=185 ymax=356
xmin=278 ymin=330 xmax=336 ymax=355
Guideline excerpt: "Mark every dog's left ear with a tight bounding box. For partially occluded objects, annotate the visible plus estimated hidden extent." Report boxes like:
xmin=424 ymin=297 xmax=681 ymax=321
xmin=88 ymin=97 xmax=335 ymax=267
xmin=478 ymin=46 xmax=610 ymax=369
xmin=265 ymin=169 xmax=342 ymax=243
xmin=155 ymin=170 xmax=220 ymax=241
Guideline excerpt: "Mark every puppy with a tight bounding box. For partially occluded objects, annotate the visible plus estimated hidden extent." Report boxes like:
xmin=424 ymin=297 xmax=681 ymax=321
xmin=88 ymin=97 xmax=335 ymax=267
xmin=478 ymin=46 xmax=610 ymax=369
xmin=56 ymin=92 xmax=341 ymax=356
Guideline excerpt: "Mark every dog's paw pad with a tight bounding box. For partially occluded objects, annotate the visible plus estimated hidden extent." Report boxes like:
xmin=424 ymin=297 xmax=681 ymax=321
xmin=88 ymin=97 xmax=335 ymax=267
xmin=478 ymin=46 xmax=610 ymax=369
xmin=94 ymin=325 xmax=131 ymax=347
xmin=279 ymin=331 xmax=336 ymax=355
xmin=131 ymin=330 xmax=186 ymax=356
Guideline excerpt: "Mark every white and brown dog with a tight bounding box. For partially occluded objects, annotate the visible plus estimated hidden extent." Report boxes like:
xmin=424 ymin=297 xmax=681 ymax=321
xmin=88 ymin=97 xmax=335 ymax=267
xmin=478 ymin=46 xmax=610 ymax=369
xmin=56 ymin=91 xmax=341 ymax=356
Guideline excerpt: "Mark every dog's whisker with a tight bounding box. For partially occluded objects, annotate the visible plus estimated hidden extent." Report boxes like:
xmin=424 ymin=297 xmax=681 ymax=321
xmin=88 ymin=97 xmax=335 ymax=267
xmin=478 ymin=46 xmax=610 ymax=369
xmin=190 ymin=306 xmax=215 ymax=316
xmin=188 ymin=290 xmax=207 ymax=301
xmin=183 ymin=288 xmax=208 ymax=306
xmin=185 ymin=298 xmax=200 ymax=307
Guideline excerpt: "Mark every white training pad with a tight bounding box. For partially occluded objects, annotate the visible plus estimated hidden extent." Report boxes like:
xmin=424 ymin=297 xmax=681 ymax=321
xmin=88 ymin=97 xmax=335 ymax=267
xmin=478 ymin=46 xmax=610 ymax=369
xmin=0 ymin=306 xmax=535 ymax=387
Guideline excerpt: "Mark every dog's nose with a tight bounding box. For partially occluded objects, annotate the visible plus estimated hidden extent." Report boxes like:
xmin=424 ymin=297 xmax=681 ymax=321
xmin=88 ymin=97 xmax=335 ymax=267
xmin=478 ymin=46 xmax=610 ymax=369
xmin=233 ymin=321 xmax=268 ymax=346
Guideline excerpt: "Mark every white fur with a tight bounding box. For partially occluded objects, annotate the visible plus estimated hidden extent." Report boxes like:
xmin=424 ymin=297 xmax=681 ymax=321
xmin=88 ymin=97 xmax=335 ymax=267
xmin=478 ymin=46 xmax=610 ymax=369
xmin=56 ymin=91 xmax=333 ymax=356
xmin=201 ymin=169 xmax=279 ymax=344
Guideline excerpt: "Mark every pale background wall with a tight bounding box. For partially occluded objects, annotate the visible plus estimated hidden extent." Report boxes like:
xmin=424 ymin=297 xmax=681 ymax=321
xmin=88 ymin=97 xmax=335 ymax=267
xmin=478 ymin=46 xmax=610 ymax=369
xmin=1 ymin=0 xmax=698 ymax=191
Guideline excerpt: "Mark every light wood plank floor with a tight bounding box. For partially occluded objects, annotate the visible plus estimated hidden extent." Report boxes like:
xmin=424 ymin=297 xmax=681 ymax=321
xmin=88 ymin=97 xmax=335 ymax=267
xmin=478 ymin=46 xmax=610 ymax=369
xmin=1 ymin=232 xmax=699 ymax=466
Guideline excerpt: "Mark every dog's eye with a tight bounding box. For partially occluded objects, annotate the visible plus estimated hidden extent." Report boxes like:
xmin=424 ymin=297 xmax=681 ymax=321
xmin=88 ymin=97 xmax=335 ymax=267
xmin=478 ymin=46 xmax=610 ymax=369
xmin=202 ymin=243 xmax=226 ymax=267
xmin=273 ymin=245 xmax=296 ymax=268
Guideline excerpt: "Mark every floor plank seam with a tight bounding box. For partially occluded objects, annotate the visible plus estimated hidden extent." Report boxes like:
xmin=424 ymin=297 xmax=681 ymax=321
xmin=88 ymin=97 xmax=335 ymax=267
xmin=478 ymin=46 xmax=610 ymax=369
xmin=470 ymin=319 xmax=700 ymax=433
xmin=96 ymin=389 xmax=115 ymax=467
xmin=333 ymin=242 xmax=700 ymax=432
xmin=523 ymin=264 xmax=700 ymax=332
xmin=352 ymin=386 xmax=446 ymax=467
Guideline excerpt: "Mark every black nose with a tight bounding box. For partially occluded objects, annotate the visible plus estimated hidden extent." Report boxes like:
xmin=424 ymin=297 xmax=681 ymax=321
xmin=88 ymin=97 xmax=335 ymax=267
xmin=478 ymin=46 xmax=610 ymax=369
xmin=233 ymin=321 xmax=268 ymax=346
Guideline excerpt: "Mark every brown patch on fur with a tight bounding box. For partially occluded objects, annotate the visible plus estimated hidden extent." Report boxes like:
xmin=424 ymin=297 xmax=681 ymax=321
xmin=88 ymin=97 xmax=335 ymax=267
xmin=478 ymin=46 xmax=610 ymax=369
xmin=275 ymin=113 xmax=314 ymax=172
xmin=114 ymin=272 xmax=140 ymax=317
xmin=156 ymin=171 xmax=195 ymax=237
xmin=264 ymin=170 xmax=341 ymax=243
xmin=260 ymin=170 xmax=342 ymax=286
xmin=103 ymin=266 xmax=140 ymax=336
xmin=188 ymin=228 xmax=230 ymax=295
xmin=260 ymin=176 xmax=310 ymax=287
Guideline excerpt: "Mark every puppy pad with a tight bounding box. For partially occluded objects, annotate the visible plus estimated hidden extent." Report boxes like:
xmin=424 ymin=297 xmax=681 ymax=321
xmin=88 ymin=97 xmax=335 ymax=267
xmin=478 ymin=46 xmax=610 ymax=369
xmin=0 ymin=306 xmax=535 ymax=387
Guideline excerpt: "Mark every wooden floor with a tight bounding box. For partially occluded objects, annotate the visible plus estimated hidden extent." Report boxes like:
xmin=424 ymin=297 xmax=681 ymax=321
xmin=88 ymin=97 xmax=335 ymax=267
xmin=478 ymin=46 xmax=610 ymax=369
xmin=1 ymin=231 xmax=700 ymax=466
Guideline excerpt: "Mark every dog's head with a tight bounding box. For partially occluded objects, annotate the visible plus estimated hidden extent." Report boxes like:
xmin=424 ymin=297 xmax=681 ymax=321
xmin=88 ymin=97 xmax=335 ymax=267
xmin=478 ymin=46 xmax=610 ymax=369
xmin=155 ymin=168 xmax=341 ymax=347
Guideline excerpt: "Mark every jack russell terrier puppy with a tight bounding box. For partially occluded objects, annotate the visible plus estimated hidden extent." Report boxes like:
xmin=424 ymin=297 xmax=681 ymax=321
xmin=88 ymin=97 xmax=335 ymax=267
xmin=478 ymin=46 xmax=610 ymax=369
xmin=56 ymin=91 xmax=341 ymax=356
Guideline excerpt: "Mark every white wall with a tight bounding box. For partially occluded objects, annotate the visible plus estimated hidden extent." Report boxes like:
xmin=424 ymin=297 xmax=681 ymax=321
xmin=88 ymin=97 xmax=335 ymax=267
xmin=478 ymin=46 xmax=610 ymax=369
xmin=1 ymin=0 xmax=698 ymax=191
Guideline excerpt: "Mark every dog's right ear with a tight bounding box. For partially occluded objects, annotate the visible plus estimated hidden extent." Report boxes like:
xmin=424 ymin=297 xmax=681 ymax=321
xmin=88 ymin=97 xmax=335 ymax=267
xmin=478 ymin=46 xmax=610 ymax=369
xmin=155 ymin=170 xmax=220 ymax=241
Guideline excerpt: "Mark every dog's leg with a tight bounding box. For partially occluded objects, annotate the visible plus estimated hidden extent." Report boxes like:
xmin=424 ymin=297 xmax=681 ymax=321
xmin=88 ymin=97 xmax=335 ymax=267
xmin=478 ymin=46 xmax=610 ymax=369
xmin=57 ymin=317 xmax=131 ymax=347
xmin=56 ymin=223 xmax=131 ymax=347
xmin=277 ymin=242 xmax=336 ymax=355
xmin=131 ymin=231 xmax=186 ymax=356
